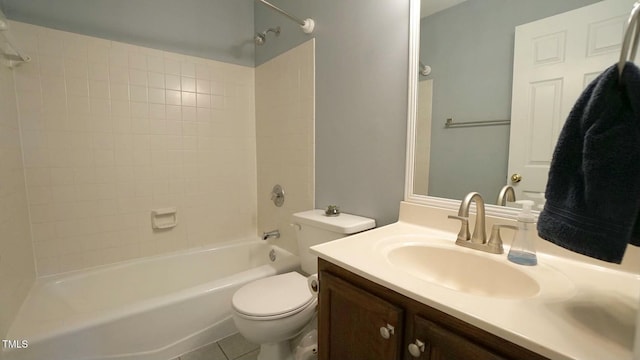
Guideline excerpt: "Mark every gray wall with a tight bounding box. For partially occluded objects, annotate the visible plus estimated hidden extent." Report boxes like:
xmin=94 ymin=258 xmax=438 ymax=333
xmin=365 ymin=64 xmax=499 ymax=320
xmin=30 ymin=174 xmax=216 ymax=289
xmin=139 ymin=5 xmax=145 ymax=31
xmin=0 ymin=0 xmax=255 ymax=66
xmin=256 ymin=1 xmax=410 ymax=226
xmin=421 ymin=0 xmax=599 ymax=202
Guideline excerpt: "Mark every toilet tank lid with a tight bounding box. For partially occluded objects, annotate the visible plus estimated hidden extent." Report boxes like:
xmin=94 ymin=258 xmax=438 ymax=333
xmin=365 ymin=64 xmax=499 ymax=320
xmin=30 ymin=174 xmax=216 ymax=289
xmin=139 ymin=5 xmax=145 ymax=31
xmin=292 ymin=209 xmax=376 ymax=234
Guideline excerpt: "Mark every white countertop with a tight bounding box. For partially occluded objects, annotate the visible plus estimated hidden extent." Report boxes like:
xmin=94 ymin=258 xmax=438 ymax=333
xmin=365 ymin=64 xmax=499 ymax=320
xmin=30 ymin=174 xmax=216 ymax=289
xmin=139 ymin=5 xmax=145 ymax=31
xmin=311 ymin=202 xmax=640 ymax=360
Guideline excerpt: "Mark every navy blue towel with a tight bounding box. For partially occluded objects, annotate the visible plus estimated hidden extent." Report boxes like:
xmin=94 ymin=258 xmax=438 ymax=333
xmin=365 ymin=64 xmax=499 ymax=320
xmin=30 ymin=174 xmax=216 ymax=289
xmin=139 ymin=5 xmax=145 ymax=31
xmin=537 ymin=62 xmax=640 ymax=264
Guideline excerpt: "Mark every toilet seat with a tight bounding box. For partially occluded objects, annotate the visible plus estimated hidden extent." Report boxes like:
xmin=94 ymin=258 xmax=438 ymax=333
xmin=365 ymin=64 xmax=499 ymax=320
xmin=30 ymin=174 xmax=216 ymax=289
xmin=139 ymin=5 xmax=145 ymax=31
xmin=232 ymin=272 xmax=315 ymax=320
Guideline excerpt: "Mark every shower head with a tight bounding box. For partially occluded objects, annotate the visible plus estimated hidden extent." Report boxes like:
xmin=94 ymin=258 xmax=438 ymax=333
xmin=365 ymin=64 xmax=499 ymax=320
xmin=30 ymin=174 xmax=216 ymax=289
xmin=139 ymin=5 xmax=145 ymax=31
xmin=254 ymin=26 xmax=281 ymax=46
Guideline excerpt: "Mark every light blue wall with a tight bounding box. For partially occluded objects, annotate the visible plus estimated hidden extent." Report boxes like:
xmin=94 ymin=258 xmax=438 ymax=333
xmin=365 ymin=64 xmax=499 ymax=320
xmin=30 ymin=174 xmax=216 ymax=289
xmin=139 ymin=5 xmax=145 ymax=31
xmin=255 ymin=0 xmax=410 ymax=226
xmin=421 ymin=0 xmax=599 ymax=202
xmin=0 ymin=0 xmax=255 ymax=66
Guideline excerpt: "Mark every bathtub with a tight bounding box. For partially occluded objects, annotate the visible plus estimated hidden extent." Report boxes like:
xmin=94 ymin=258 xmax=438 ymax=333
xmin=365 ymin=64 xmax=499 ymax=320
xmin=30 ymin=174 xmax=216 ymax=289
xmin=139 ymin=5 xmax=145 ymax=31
xmin=3 ymin=240 xmax=299 ymax=360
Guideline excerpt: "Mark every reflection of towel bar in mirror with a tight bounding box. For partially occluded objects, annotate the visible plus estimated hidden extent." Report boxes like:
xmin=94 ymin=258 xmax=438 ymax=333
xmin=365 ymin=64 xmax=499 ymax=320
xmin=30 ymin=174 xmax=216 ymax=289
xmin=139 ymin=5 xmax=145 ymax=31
xmin=444 ymin=118 xmax=511 ymax=128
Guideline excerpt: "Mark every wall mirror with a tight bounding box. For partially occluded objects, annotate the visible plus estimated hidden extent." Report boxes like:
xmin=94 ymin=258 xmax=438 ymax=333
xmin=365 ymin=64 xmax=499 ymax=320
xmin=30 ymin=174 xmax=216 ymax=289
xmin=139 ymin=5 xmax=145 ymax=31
xmin=406 ymin=0 xmax=637 ymax=216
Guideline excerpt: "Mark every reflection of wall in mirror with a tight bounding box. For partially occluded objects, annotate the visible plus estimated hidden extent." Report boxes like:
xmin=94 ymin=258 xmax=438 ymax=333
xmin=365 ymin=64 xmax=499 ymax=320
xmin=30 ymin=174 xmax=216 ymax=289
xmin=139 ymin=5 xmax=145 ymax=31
xmin=418 ymin=0 xmax=599 ymax=202
xmin=414 ymin=79 xmax=433 ymax=196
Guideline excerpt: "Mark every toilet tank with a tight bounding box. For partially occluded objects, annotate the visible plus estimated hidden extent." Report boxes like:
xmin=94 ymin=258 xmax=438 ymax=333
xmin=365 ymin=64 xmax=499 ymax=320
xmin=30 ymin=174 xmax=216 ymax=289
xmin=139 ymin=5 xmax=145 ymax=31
xmin=292 ymin=209 xmax=375 ymax=274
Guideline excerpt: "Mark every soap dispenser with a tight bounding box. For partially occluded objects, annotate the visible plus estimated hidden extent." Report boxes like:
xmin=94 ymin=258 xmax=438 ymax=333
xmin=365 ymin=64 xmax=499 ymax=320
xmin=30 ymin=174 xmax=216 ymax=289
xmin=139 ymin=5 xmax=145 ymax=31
xmin=507 ymin=200 xmax=538 ymax=266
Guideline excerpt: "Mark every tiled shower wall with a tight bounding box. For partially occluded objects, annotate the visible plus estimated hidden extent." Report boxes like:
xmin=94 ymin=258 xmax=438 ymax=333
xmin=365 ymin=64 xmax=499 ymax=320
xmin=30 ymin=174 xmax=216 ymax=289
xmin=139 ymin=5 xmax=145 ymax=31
xmin=0 ymin=35 xmax=35 ymax=337
xmin=10 ymin=21 xmax=257 ymax=275
xmin=256 ymin=40 xmax=314 ymax=255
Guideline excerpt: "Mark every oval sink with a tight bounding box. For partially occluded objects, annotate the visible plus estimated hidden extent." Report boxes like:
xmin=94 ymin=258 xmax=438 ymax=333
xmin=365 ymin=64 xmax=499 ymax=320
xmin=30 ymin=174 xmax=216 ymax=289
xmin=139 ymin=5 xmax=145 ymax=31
xmin=386 ymin=245 xmax=540 ymax=299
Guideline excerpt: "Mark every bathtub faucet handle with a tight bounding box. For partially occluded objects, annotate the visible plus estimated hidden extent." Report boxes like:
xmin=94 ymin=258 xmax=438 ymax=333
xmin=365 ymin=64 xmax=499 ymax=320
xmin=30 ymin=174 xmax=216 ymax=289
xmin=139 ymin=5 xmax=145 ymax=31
xmin=262 ymin=230 xmax=280 ymax=241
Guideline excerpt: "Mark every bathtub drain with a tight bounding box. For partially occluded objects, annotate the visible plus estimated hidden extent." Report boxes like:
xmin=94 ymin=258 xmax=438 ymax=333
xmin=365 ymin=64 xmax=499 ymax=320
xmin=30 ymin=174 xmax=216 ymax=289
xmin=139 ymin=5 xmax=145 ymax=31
xmin=269 ymin=249 xmax=277 ymax=262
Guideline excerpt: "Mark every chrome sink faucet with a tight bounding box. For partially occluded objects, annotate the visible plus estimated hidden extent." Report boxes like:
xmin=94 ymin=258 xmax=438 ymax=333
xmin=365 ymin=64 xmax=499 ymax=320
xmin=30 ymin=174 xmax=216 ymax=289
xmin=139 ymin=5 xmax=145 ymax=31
xmin=450 ymin=192 xmax=486 ymax=244
xmin=448 ymin=192 xmax=515 ymax=254
xmin=496 ymin=185 xmax=516 ymax=206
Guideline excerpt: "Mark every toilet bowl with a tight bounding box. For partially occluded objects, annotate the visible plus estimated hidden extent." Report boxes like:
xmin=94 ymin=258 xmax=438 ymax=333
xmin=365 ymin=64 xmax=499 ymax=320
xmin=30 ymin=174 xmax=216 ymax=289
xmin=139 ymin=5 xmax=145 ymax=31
xmin=231 ymin=209 xmax=376 ymax=360
xmin=232 ymin=272 xmax=316 ymax=360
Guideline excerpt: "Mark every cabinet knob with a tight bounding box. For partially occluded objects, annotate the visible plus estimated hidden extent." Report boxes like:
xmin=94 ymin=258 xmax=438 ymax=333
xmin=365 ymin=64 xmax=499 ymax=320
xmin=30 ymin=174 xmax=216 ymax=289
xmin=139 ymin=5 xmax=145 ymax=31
xmin=408 ymin=339 xmax=426 ymax=357
xmin=379 ymin=323 xmax=395 ymax=339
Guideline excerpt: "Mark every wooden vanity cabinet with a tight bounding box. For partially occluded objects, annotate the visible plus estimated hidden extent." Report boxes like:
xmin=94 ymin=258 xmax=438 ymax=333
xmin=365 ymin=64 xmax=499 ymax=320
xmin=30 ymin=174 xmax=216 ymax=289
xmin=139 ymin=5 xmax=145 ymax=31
xmin=411 ymin=315 xmax=507 ymax=360
xmin=319 ymin=271 xmax=404 ymax=359
xmin=318 ymin=258 xmax=548 ymax=360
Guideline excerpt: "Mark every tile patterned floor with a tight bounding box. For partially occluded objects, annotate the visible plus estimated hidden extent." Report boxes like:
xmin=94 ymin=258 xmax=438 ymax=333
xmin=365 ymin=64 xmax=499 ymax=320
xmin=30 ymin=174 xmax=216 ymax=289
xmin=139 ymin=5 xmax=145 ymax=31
xmin=173 ymin=333 xmax=259 ymax=360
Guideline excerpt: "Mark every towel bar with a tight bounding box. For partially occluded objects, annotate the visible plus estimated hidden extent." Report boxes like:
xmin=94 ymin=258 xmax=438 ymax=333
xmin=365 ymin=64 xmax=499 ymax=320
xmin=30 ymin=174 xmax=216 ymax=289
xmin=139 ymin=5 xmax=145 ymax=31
xmin=444 ymin=118 xmax=511 ymax=128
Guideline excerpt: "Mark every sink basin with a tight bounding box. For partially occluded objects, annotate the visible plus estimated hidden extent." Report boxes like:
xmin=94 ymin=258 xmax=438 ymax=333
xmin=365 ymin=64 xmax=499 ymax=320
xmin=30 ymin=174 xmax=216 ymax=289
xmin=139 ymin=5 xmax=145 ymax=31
xmin=386 ymin=245 xmax=540 ymax=299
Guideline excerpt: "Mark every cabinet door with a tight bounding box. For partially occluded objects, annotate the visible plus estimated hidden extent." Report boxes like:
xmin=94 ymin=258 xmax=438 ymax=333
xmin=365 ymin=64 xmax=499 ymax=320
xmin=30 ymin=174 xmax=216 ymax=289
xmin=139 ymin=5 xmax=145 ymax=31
xmin=408 ymin=316 xmax=507 ymax=360
xmin=319 ymin=271 xmax=404 ymax=360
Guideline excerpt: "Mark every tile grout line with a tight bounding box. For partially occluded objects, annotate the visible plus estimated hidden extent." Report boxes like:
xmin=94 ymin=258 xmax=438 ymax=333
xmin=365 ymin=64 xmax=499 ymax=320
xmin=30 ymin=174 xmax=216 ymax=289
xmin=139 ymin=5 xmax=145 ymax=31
xmin=217 ymin=341 xmax=231 ymax=360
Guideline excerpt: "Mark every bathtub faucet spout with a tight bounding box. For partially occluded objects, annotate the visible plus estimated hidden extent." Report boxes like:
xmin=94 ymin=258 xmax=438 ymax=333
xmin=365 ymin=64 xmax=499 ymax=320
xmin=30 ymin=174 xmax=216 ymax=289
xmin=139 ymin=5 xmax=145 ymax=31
xmin=262 ymin=230 xmax=280 ymax=241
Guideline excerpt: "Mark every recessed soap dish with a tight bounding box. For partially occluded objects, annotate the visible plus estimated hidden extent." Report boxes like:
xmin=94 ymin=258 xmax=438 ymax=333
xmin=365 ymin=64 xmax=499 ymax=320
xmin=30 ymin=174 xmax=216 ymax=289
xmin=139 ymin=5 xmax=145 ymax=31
xmin=151 ymin=207 xmax=178 ymax=230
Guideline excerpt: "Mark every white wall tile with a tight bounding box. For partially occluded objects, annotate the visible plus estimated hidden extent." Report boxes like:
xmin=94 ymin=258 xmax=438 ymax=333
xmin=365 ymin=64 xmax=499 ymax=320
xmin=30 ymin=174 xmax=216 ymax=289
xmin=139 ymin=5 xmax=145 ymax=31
xmin=88 ymin=62 xmax=109 ymax=81
xmin=181 ymin=92 xmax=196 ymax=107
xmin=129 ymin=53 xmax=147 ymax=70
xmin=164 ymin=58 xmax=181 ymax=75
xmin=148 ymin=88 xmax=165 ymax=104
xmin=66 ymin=77 xmax=89 ymax=97
xmin=147 ymin=56 xmax=164 ymax=73
xmin=131 ymin=102 xmax=148 ymax=118
xmin=256 ymin=40 xmax=315 ymax=255
xmin=166 ymin=90 xmax=181 ymax=105
xmin=11 ymin=21 xmax=258 ymax=276
xmin=197 ymin=94 xmax=211 ymax=108
xmin=182 ymin=107 xmax=197 ymax=122
xmin=196 ymin=79 xmax=211 ymax=94
xmin=129 ymin=86 xmax=147 ymax=102
xmin=181 ymin=62 xmax=196 ymax=77
xmin=14 ymin=72 xmax=41 ymax=92
xmin=63 ymin=34 xmax=88 ymax=60
xmin=129 ymin=69 xmax=147 ymax=86
xmin=149 ymin=104 xmax=166 ymax=119
xmin=195 ymin=63 xmax=210 ymax=80
xmin=89 ymin=80 xmax=110 ymax=99
xmin=0 ymin=41 xmax=34 ymax=334
xmin=67 ymin=96 xmax=90 ymax=115
xmin=109 ymin=43 xmax=129 ymax=67
xmin=211 ymin=81 xmax=225 ymax=96
xmin=181 ymin=77 xmax=196 ymax=92
xmin=148 ymin=72 xmax=165 ymax=89
xmin=109 ymin=65 xmax=129 ymax=84
xmin=111 ymin=100 xmax=130 ymax=118
xmin=40 ymin=55 xmax=65 ymax=77
xmin=165 ymin=74 xmax=181 ymax=91
xmin=37 ymin=29 xmax=65 ymax=56
xmin=87 ymin=39 xmax=110 ymax=64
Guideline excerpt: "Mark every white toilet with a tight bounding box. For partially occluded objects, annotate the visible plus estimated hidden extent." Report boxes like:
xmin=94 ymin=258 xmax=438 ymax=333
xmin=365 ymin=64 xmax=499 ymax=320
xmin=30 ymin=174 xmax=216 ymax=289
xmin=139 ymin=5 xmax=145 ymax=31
xmin=232 ymin=209 xmax=375 ymax=360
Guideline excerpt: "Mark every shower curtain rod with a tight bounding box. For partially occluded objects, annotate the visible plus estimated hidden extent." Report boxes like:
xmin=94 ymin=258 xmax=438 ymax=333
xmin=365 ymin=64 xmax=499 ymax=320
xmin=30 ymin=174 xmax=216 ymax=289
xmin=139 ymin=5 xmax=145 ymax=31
xmin=256 ymin=0 xmax=315 ymax=34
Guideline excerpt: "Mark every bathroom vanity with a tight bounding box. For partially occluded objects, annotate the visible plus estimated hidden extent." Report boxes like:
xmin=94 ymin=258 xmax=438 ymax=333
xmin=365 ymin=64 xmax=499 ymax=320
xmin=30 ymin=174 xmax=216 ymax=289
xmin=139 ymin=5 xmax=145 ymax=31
xmin=318 ymin=258 xmax=545 ymax=359
xmin=311 ymin=202 xmax=640 ymax=360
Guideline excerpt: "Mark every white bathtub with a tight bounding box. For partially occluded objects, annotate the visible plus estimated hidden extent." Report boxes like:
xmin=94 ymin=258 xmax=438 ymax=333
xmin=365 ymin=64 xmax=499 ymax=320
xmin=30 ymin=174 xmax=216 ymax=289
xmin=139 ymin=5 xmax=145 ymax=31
xmin=3 ymin=240 xmax=299 ymax=360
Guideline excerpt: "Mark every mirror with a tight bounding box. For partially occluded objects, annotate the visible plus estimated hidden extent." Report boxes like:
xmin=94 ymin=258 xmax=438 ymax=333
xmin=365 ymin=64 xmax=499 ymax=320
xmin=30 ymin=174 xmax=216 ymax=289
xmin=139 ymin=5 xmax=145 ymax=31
xmin=407 ymin=0 xmax=634 ymax=214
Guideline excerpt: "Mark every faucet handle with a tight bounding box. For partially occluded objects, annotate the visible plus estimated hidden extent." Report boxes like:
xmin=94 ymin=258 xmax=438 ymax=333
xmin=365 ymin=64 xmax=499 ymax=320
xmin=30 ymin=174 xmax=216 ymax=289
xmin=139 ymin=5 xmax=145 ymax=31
xmin=487 ymin=224 xmax=517 ymax=254
xmin=448 ymin=215 xmax=470 ymax=242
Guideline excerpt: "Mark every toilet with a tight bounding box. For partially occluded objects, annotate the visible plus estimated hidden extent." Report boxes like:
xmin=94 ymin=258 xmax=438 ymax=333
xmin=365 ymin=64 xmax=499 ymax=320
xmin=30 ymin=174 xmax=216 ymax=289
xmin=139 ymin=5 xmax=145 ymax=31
xmin=232 ymin=209 xmax=376 ymax=360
